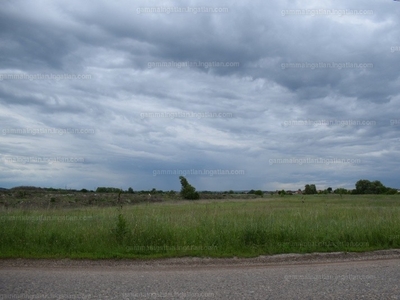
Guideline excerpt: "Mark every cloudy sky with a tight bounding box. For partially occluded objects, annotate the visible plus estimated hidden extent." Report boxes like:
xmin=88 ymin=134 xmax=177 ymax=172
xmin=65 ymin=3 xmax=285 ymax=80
xmin=1 ymin=0 xmax=399 ymax=191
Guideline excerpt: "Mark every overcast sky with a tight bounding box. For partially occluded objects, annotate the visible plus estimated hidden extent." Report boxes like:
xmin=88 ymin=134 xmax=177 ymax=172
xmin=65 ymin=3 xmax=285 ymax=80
xmin=1 ymin=0 xmax=399 ymax=191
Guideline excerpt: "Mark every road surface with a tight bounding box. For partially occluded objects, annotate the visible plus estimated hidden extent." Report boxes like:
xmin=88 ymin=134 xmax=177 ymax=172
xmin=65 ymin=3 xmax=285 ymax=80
xmin=1 ymin=250 xmax=400 ymax=299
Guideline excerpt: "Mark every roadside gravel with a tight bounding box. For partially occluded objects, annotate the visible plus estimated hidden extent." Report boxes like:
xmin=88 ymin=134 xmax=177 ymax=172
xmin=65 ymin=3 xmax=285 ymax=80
xmin=1 ymin=249 xmax=399 ymax=270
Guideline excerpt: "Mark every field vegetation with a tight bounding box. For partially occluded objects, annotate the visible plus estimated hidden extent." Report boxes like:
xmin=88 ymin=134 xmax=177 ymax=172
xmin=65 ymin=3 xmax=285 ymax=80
xmin=1 ymin=194 xmax=399 ymax=259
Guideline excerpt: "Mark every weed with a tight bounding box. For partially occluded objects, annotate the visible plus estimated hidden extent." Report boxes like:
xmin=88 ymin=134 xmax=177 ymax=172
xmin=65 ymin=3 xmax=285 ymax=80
xmin=112 ymin=213 xmax=129 ymax=244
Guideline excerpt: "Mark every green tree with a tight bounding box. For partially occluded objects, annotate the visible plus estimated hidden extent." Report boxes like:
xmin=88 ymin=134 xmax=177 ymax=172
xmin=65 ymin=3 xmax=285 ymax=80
xmin=355 ymin=179 xmax=371 ymax=194
xmin=278 ymin=190 xmax=286 ymax=197
xmin=370 ymin=180 xmax=387 ymax=194
xmin=254 ymin=190 xmax=263 ymax=197
xmin=355 ymin=179 xmax=387 ymax=194
xmin=385 ymin=188 xmax=398 ymax=195
xmin=327 ymin=187 xmax=332 ymax=193
xmin=179 ymin=176 xmax=200 ymax=200
xmin=304 ymin=184 xmax=317 ymax=194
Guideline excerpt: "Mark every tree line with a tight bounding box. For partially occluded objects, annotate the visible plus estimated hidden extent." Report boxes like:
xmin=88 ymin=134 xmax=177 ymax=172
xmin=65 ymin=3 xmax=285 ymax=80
xmin=302 ymin=180 xmax=398 ymax=195
xmin=4 ymin=178 xmax=397 ymax=199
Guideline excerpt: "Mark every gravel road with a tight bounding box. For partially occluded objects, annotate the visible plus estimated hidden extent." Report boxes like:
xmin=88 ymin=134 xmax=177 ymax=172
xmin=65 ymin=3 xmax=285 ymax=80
xmin=1 ymin=249 xmax=400 ymax=300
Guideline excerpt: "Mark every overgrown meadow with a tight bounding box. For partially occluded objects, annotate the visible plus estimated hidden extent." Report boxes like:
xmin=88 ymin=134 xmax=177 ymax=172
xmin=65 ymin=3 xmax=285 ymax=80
xmin=1 ymin=194 xmax=400 ymax=259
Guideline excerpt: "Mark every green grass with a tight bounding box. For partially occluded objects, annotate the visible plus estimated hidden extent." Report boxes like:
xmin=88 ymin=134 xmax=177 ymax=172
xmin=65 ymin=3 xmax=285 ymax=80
xmin=1 ymin=194 xmax=400 ymax=259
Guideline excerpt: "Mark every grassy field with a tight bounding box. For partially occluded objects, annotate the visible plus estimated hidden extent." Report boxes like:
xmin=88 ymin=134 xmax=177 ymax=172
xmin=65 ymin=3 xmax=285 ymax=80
xmin=1 ymin=194 xmax=400 ymax=259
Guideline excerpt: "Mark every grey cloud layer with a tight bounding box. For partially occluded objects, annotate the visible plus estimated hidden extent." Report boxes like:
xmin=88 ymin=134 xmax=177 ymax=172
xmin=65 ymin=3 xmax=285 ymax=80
xmin=0 ymin=0 xmax=399 ymax=190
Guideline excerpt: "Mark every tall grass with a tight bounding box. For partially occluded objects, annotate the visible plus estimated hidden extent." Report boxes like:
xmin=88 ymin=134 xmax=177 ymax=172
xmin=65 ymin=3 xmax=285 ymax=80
xmin=1 ymin=195 xmax=399 ymax=259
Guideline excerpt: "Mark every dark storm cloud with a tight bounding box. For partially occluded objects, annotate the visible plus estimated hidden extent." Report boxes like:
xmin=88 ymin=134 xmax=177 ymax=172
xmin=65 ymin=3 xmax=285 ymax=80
xmin=0 ymin=0 xmax=399 ymax=191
